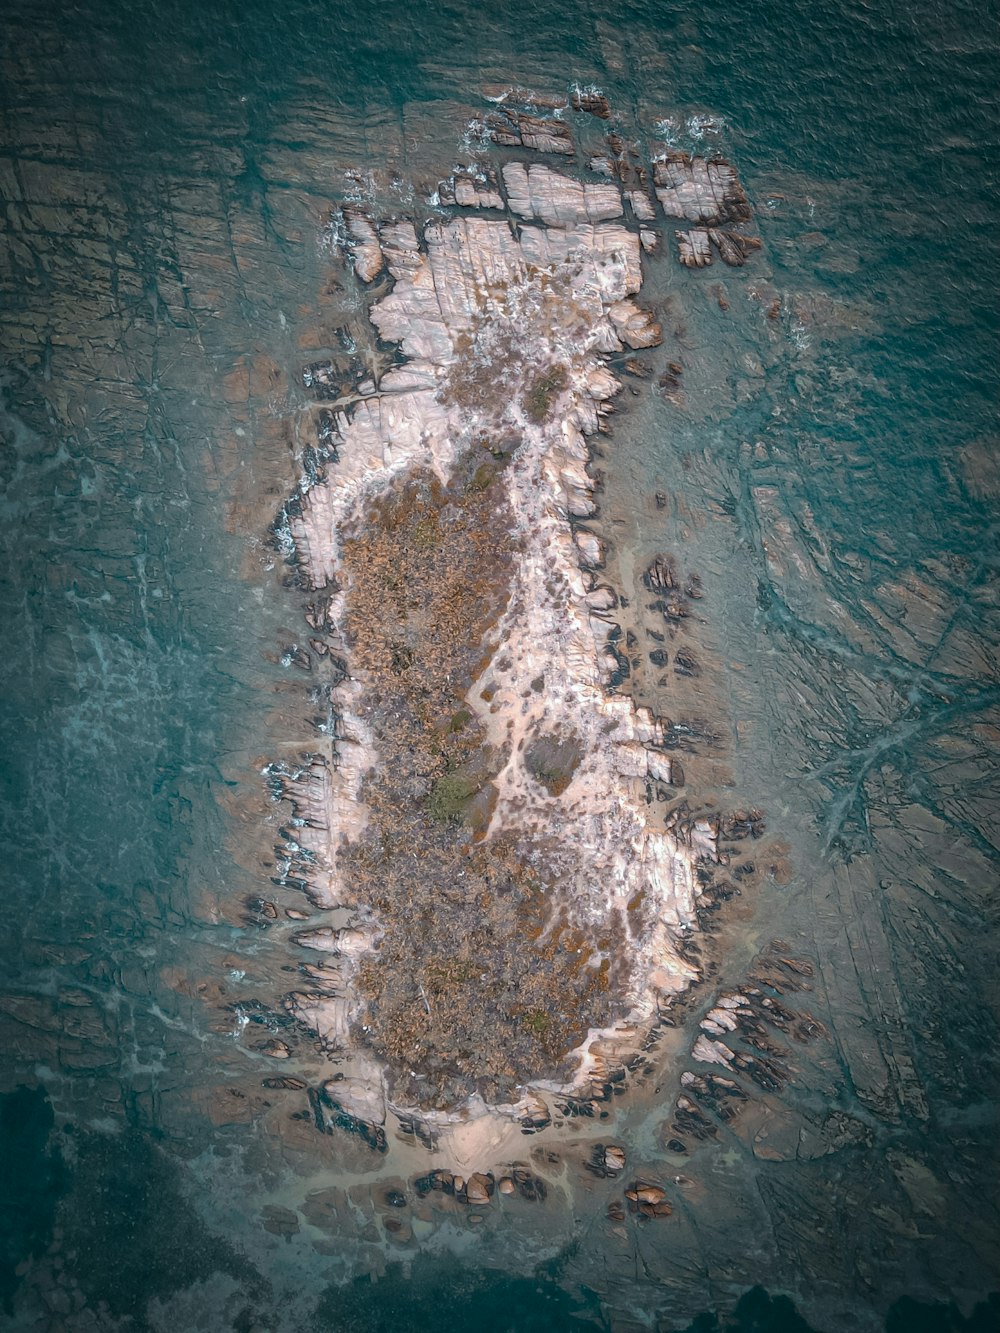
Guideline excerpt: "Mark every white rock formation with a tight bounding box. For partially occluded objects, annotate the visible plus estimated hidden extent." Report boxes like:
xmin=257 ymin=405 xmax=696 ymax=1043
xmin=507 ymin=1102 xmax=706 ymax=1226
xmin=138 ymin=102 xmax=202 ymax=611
xmin=677 ymin=227 xmax=713 ymax=268
xmin=502 ymin=161 xmax=623 ymax=227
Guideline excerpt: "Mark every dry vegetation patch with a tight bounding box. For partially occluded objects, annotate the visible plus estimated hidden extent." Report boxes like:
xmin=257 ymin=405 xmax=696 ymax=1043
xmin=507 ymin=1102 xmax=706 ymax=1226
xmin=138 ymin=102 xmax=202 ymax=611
xmin=339 ymin=458 xmax=615 ymax=1105
xmin=524 ymin=731 xmax=584 ymax=797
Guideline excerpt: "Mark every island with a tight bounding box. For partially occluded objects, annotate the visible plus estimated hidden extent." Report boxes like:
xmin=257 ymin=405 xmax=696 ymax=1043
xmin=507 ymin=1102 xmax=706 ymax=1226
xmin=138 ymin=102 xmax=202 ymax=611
xmin=265 ymin=89 xmax=767 ymax=1184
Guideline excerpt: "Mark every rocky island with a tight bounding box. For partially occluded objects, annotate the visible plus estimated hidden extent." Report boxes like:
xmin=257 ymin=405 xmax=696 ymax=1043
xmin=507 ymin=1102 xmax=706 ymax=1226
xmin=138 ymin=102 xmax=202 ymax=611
xmin=267 ymin=91 xmax=763 ymax=1163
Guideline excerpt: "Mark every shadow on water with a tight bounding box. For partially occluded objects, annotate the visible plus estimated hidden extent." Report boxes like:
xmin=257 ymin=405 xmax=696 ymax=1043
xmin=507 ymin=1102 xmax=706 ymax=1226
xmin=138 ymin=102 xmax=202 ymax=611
xmin=1 ymin=1086 xmax=264 ymax=1326
xmin=674 ymin=1288 xmax=824 ymax=1333
xmin=0 ymin=1086 xmax=67 ymax=1315
xmin=3 ymin=1084 xmax=999 ymax=1331
xmin=313 ymin=1260 xmax=605 ymax=1332
xmin=52 ymin=1126 xmax=266 ymax=1323
xmin=883 ymin=1296 xmax=1000 ymax=1333
xmin=674 ymin=1289 xmax=1000 ymax=1333
xmin=313 ymin=1274 xmax=1000 ymax=1333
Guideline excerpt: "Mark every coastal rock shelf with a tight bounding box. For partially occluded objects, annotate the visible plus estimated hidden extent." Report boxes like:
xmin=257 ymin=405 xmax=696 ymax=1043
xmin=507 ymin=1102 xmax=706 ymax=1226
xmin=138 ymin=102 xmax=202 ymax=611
xmin=269 ymin=95 xmax=760 ymax=1150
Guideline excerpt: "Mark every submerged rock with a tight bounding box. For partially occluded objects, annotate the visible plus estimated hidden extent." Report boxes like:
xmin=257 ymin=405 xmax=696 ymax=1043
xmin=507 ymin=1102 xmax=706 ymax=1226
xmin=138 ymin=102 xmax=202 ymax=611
xmin=571 ymin=90 xmax=611 ymax=119
xmin=604 ymin=1144 xmax=626 ymax=1173
xmin=254 ymin=1039 xmax=291 ymax=1059
xmin=487 ymin=109 xmax=574 ymax=154
xmin=343 ymin=207 xmax=384 ymax=283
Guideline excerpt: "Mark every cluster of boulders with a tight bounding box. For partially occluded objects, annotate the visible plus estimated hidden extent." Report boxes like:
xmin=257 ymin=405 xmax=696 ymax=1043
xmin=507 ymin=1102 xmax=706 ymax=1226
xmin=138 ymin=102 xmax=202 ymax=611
xmin=606 ymin=1177 xmax=673 ymax=1222
xmin=666 ymin=943 xmax=829 ymax=1151
xmin=639 ymin=553 xmax=709 ymax=683
xmin=436 ymin=167 xmax=504 ymax=211
xmin=652 ymin=152 xmax=762 ymax=269
xmin=625 ymin=1181 xmax=673 ymax=1218
xmin=586 ymin=1142 xmax=627 ymax=1177
xmin=412 ymin=1166 xmax=548 ymax=1205
xmin=485 ymin=106 xmax=574 ymax=155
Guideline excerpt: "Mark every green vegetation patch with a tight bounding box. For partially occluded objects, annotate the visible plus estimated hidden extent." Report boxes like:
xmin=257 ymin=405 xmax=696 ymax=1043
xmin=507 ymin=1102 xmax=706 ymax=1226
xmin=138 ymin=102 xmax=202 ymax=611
xmin=522 ymin=1009 xmax=552 ymax=1035
xmin=427 ymin=769 xmax=480 ymax=822
xmin=465 ymin=462 xmax=498 ymax=494
xmin=448 ymin=708 xmax=472 ymax=733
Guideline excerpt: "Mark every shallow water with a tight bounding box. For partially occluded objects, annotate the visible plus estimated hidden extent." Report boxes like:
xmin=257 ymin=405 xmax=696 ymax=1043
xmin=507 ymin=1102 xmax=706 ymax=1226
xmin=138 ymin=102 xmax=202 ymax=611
xmin=1 ymin=0 xmax=998 ymax=1328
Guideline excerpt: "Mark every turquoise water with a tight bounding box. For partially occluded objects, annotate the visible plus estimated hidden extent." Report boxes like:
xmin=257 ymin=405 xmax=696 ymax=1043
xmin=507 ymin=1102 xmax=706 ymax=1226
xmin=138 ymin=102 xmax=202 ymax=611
xmin=1 ymin=0 xmax=997 ymax=1328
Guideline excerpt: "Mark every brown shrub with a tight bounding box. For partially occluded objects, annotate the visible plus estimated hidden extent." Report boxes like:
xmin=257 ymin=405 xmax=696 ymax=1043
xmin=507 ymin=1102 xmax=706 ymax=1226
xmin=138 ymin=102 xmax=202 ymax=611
xmin=337 ymin=460 xmax=616 ymax=1105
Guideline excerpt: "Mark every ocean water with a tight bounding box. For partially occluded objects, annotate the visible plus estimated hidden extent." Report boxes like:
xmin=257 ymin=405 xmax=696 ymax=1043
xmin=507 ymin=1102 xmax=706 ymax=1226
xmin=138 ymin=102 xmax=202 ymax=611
xmin=1 ymin=0 xmax=998 ymax=1329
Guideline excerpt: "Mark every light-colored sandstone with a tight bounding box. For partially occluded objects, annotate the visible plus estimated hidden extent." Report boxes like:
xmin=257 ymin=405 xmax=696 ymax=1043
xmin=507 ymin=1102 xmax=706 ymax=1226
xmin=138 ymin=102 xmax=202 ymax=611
xmin=502 ymin=162 xmax=623 ymax=228
xmin=677 ymin=228 xmax=713 ymax=268
xmin=604 ymin=1145 xmax=626 ymax=1173
xmin=343 ymin=207 xmax=384 ymax=282
xmin=654 ymin=153 xmax=750 ymax=225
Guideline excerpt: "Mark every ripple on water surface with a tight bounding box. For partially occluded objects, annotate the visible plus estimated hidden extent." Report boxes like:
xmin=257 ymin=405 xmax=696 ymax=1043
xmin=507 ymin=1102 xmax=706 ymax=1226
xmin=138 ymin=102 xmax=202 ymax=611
xmin=0 ymin=0 xmax=997 ymax=1327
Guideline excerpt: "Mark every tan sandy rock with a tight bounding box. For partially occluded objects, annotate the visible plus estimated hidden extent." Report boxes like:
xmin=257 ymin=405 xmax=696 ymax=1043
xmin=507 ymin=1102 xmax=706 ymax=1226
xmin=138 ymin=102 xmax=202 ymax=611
xmin=502 ymin=162 xmax=623 ymax=228
xmin=604 ymin=1145 xmax=626 ymax=1173
xmin=465 ymin=1173 xmax=493 ymax=1204
xmin=654 ymin=153 xmax=750 ymax=225
xmin=343 ymin=207 xmax=384 ymax=282
xmin=677 ymin=228 xmax=713 ymax=268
